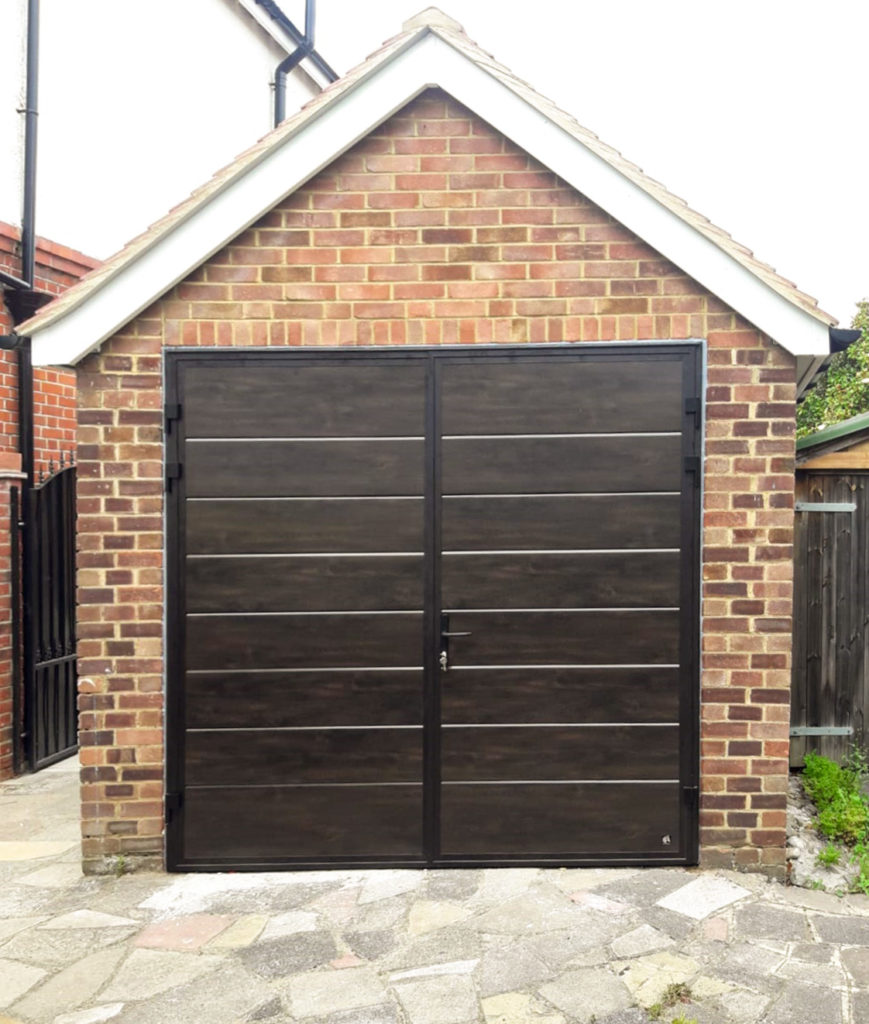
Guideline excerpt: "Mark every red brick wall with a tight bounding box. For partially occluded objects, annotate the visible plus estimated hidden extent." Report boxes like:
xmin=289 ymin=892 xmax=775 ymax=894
xmin=74 ymin=90 xmax=796 ymax=874
xmin=0 ymin=224 xmax=97 ymax=779
xmin=0 ymin=222 xmax=95 ymax=476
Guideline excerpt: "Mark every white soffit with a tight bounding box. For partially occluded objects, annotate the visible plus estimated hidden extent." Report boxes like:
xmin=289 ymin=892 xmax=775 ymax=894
xmin=29 ymin=31 xmax=830 ymax=366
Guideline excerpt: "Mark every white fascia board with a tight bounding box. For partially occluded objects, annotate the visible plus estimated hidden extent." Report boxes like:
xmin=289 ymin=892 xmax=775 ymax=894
xmin=30 ymin=41 xmax=432 ymax=367
xmin=31 ymin=31 xmax=828 ymax=366
xmin=235 ymin=0 xmax=295 ymax=54
xmin=234 ymin=0 xmax=329 ymax=90
xmin=426 ymin=39 xmax=828 ymax=359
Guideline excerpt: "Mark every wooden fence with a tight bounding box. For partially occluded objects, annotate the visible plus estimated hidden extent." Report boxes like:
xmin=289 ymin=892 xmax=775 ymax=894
xmin=790 ymin=471 xmax=869 ymax=766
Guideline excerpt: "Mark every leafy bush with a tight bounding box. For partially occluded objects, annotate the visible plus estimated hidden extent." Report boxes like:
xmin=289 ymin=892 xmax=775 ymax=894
xmin=818 ymin=793 xmax=869 ymax=846
xmin=803 ymin=750 xmax=869 ymax=845
xmin=797 ymin=300 xmax=869 ymax=437
xmin=816 ymin=842 xmax=841 ymax=867
xmin=851 ymin=841 xmax=869 ymax=896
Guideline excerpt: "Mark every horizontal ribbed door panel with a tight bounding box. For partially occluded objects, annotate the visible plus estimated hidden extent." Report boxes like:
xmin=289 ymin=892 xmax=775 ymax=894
xmin=436 ymin=350 xmax=698 ymax=862
xmin=167 ymin=345 xmax=701 ymax=870
xmin=168 ymin=354 xmax=428 ymax=868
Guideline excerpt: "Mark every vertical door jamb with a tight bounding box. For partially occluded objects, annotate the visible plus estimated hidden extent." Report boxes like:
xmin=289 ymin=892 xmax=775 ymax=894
xmin=423 ymin=353 xmax=442 ymax=863
xmin=164 ymin=354 xmax=186 ymax=870
xmin=679 ymin=344 xmax=703 ymax=864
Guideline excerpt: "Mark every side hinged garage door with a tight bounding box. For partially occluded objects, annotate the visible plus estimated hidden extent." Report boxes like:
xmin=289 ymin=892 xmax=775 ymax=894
xmin=165 ymin=344 xmax=702 ymax=870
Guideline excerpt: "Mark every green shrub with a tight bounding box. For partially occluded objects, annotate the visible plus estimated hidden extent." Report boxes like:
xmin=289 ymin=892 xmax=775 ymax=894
xmin=851 ymin=842 xmax=869 ymax=895
xmin=803 ymin=750 xmax=869 ymax=845
xmin=818 ymin=794 xmax=869 ymax=845
xmin=797 ymin=300 xmax=869 ymax=436
xmin=816 ymin=842 xmax=841 ymax=867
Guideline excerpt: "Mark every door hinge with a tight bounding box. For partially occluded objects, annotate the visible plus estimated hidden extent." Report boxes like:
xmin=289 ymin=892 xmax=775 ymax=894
xmin=164 ymin=403 xmax=182 ymax=433
xmin=684 ymin=455 xmax=701 ymax=475
xmin=164 ymin=463 xmax=182 ymax=491
xmin=165 ymin=791 xmax=184 ymax=824
xmin=682 ymin=784 xmax=699 ymax=810
xmin=790 ymin=726 xmax=854 ymax=737
xmin=794 ymin=501 xmax=856 ymax=514
xmin=685 ymin=396 xmax=701 ymax=428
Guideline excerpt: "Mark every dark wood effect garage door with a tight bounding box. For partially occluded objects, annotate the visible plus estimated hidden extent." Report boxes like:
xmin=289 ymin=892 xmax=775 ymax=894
xmin=165 ymin=345 xmax=702 ymax=870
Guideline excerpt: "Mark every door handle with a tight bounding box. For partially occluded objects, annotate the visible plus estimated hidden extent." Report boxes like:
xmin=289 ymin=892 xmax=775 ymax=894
xmin=439 ymin=614 xmax=471 ymax=672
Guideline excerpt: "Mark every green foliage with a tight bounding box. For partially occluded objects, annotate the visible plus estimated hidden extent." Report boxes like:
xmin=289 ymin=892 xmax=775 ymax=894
xmin=803 ymin=751 xmax=858 ymax=806
xmin=647 ymin=984 xmax=693 ymax=1021
xmin=851 ymin=841 xmax=869 ymax=896
xmin=797 ymin=299 xmax=869 ymax=437
xmin=669 ymin=1017 xmax=698 ymax=1024
xmin=802 ymin=750 xmax=869 ymax=845
xmin=845 ymin=744 xmax=869 ymax=778
xmin=818 ymin=794 xmax=869 ymax=846
xmin=816 ymin=842 xmax=841 ymax=867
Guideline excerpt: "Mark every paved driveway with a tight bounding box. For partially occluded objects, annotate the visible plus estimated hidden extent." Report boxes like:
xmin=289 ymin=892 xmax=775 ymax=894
xmin=1 ymin=759 xmax=869 ymax=1024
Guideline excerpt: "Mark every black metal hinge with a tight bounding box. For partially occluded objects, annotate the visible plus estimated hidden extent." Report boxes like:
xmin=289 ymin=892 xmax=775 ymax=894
xmin=685 ymin=396 xmax=701 ymax=428
xmin=684 ymin=456 xmax=701 ymax=475
xmin=165 ymin=791 xmax=184 ymax=824
xmin=164 ymin=463 xmax=182 ymax=492
xmin=682 ymin=784 xmax=699 ymax=811
xmin=164 ymin=403 xmax=181 ymax=433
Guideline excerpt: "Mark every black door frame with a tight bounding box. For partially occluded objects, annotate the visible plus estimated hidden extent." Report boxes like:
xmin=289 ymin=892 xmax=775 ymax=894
xmin=165 ymin=342 xmax=703 ymax=871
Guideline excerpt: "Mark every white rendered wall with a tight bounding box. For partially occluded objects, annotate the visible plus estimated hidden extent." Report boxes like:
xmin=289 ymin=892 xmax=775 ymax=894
xmin=0 ymin=2 xmax=28 ymax=232
xmin=2 ymin=0 xmax=317 ymax=259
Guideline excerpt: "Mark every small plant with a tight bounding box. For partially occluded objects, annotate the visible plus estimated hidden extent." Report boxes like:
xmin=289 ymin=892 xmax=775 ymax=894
xmin=802 ymin=750 xmax=869 ymax=845
xmin=851 ymin=841 xmax=869 ymax=895
xmin=112 ymin=854 xmax=128 ymax=878
xmin=647 ymin=983 xmax=692 ymax=1021
xmin=809 ymin=879 xmax=827 ymax=891
xmin=670 ymin=1017 xmax=698 ymax=1024
xmin=816 ymin=842 xmax=841 ymax=867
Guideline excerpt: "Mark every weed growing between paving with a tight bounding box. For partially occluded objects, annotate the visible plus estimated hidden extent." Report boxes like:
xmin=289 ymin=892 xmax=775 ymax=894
xmin=647 ymin=983 xmax=694 ymax=1021
xmin=801 ymin=747 xmax=869 ymax=891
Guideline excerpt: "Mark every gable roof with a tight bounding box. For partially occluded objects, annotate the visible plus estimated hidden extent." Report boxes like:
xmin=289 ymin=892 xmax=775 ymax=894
xmin=20 ymin=6 xmax=836 ymax=367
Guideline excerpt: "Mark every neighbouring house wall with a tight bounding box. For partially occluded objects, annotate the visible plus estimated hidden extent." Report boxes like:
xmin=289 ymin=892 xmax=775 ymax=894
xmin=0 ymin=223 xmax=94 ymax=474
xmin=74 ymin=90 xmax=796 ymax=874
xmin=0 ymin=223 xmax=97 ymax=779
xmin=0 ymin=0 xmax=319 ymax=260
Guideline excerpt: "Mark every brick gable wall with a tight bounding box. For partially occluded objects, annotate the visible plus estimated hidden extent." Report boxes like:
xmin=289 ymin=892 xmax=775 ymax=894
xmin=74 ymin=90 xmax=795 ymax=874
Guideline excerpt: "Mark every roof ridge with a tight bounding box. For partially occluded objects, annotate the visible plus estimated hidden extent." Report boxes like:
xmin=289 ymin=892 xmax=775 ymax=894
xmin=18 ymin=9 xmax=836 ymax=349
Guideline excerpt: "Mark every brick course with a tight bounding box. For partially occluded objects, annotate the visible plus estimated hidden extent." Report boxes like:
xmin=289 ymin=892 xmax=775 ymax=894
xmin=74 ymin=91 xmax=795 ymax=874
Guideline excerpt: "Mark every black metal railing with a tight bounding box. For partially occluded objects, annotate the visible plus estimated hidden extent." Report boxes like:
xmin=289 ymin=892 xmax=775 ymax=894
xmin=24 ymin=460 xmax=77 ymax=769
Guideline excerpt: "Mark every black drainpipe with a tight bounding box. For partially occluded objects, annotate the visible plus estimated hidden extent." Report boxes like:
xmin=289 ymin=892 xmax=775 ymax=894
xmin=2 ymin=0 xmax=44 ymax=491
xmin=0 ymin=0 xmax=45 ymax=774
xmin=253 ymin=0 xmax=338 ymax=127
xmin=21 ymin=0 xmax=40 ymax=291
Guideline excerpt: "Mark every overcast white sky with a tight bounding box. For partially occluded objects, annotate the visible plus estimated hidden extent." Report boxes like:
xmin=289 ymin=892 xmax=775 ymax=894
xmin=18 ymin=0 xmax=869 ymax=326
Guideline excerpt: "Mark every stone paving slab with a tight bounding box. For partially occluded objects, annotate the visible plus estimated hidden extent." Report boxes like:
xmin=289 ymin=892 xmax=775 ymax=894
xmin=0 ymin=842 xmax=77 ymax=862
xmin=0 ymin=958 xmax=47 ymax=1009
xmin=40 ymin=911 xmax=136 ymax=931
xmin=11 ymin=946 xmax=127 ymax=1021
xmin=10 ymin=758 xmax=869 ymax=1024
xmin=655 ymin=874 xmax=751 ymax=919
xmin=54 ymin=1006 xmax=125 ymax=1024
